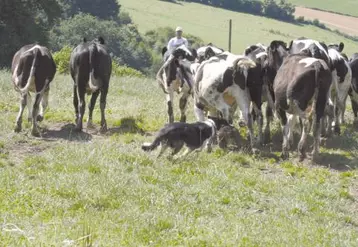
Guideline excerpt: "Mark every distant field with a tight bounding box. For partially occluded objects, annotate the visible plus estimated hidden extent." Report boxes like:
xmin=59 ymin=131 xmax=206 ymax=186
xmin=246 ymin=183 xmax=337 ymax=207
xmin=287 ymin=0 xmax=358 ymax=17
xmin=295 ymin=7 xmax=358 ymax=36
xmin=120 ymin=0 xmax=358 ymax=56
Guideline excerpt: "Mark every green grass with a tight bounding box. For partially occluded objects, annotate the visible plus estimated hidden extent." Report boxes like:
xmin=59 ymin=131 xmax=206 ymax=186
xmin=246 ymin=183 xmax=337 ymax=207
xmin=287 ymin=0 xmax=358 ymax=17
xmin=120 ymin=0 xmax=358 ymax=56
xmin=0 ymin=69 xmax=358 ymax=246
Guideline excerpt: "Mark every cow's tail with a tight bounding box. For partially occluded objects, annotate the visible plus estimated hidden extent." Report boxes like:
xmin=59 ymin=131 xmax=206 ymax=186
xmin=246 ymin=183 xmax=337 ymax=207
xmin=19 ymin=48 xmax=40 ymax=94
xmin=141 ymin=139 xmax=161 ymax=151
xmin=89 ymin=43 xmax=101 ymax=91
xmin=310 ymin=63 xmax=321 ymax=118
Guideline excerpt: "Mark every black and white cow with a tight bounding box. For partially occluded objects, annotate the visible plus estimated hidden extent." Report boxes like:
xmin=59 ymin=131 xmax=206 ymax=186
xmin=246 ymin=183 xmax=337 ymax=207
xmin=348 ymin=55 xmax=358 ymax=126
xmin=193 ymin=54 xmax=258 ymax=151
xmin=274 ymin=52 xmax=332 ymax=161
xmin=196 ymin=43 xmax=224 ymax=63
xmin=70 ymin=37 xmax=112 ymax=133
xmin=157 ymin=44 xmax=196 ymax=123
xmin=11 ymin=44 xmax=57 ymax=136
xmin=289 ymin=38 xmax=352 ymax=136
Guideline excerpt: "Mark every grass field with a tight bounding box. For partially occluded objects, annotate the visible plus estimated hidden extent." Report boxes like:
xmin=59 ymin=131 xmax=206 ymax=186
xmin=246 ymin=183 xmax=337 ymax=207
xmin=288 ymin=0 xmax=358 ymax=17
xmin=1 ymin=69 xmax=358 ymax=246
xmin=120 ymin=0 xmax=358 ymax=56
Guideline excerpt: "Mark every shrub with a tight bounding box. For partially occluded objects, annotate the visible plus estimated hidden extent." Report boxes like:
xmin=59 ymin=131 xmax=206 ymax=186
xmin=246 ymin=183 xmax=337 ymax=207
xmin=112 ymin=61 xmax=144 ymax=78
xmin=53 ymin=45 xmax=72 ymax=74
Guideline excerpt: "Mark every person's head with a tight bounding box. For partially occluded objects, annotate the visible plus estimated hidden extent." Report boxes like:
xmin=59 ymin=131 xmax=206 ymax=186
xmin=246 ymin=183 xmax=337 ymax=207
xmin=175 ymin=26 xmax=183 ymax=38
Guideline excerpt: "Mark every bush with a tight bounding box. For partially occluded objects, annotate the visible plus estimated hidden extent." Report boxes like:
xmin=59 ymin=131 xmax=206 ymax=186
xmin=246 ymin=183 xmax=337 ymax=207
xmin=112 ymin=61 xmax=144 ymax=78
xmin=53 ymin=45 xmax=72 ymax=74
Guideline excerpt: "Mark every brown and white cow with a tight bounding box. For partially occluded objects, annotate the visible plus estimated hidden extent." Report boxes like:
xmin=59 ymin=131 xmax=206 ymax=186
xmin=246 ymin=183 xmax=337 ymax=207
xmin=11 ymin=44 xmax=56 ymax=136
xmin=70 ymin=37 xmax=112 ymax=133
xmin=193 ymin=54 xmax=257 ymax=151
xmin=274 ymin=52 xmax=332 ymax=161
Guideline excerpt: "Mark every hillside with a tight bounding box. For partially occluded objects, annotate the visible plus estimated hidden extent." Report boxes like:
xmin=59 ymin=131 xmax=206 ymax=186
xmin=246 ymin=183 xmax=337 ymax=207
xmin=120 ymin=0 xmax=358 ymax=56
xmin=287 ymin=0 xmax=358 ymax=17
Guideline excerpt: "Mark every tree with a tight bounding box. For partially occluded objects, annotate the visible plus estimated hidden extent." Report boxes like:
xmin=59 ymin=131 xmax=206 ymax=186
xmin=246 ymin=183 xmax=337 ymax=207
xmin=0 ymin=0 xmax=62 ymax=67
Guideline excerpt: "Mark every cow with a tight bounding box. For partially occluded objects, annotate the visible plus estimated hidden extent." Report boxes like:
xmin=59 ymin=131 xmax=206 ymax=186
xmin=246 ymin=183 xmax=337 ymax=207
xmin=289 ymin=38 xmax=351 ymax=136
xmin=348 ymin=55 xmax=358 ymax=126
xmin=196 ymin=43 xmax=224 ymax=63
xmin=274 ymin=52 xmax=332 ymax=161
xmin=11 ymin=44 xmax=56 ymax=136
xmin=157 ymin=44 xmax=197 ymax=123
xmin=261 ymin=40 xmax=290 ymax=143
xmin=70 ymin=37 xmax=112 ymax=133
xmin=193 ymin=54 xmax=258 ymax=152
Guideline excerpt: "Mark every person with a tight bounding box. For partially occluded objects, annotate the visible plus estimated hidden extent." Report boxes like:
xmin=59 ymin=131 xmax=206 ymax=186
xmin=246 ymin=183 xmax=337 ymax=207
xmin=167 ymin=26 xmax=189 ymax=52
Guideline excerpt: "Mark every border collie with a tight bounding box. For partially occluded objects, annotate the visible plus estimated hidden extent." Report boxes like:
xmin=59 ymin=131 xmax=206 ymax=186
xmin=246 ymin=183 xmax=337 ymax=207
xmin=141 ymin=116 xmax=230 ymax=158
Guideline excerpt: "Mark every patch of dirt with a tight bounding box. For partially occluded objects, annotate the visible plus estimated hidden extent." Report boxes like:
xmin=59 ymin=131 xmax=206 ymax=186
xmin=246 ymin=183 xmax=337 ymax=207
xmin=295 ymin=7 xmax=358 ymax=36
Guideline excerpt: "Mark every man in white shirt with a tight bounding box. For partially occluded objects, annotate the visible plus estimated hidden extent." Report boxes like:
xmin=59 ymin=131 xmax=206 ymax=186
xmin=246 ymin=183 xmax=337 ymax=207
xmin=167 ymin=26 xmax=189 ymax=52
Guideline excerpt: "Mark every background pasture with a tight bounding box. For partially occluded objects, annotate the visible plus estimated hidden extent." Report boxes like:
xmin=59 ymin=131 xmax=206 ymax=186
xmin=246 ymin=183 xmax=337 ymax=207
xmin=1 ymin=70 xmax=358 ymax=245
xmin=120 ymin=0 xmax=358 ymax=56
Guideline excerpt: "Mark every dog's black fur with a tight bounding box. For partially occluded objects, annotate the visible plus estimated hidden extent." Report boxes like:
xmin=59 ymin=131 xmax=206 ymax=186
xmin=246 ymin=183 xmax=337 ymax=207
xmin=141 ymin=116 xmax=230 ymax=157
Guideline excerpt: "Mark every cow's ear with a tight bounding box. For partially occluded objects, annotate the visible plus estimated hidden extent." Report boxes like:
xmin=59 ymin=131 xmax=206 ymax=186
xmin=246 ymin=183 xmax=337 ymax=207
xmin=98 ymin=36 xmax=105 ymax=44
xmin=189 ymin=48 xmax=197 ymax=61
xmin=161 ymin=47 xmax=168 ymax=57
xmin=204 ymin=47 xmax=215 ymax=59
xmin=244 ymin=47 xmax=252 ymax=56
xmin=269 ymin=41 xmax=277 ymax=51
xmin=339 ymin=42 xmax=344 ymax=52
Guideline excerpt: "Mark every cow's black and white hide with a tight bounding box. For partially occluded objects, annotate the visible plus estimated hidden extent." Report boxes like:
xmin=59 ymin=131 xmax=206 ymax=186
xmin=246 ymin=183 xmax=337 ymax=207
xmin=157 ymin=44 xmax=196 ymax=123
xmin=193 ymin=54 xmax=258 ymax=151
xmin=262 ymin=40 xmax=290 ymax=143
xmin=348 ymin=55 xmax=358 ymax=126
xmin=196 ymin=43 xmax=224 ymax=63
xmin=289 ymin=38 xmax=352 ymax=136
xmin=141 ymin=116 xmax=230 ymax=159
xmin=274 ymin=53 xmax=332 ymax=161
xmin=70 ymin=37 xmax=112 ymax=133
xmin=11 ymin=43 xmax=57 ymax=136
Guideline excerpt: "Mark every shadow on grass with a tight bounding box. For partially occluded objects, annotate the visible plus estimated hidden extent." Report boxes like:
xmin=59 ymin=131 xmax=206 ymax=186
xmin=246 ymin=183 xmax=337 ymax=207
xmin=106 ymin=117 xmax=147 ymax=136
xmin=313 ymin=153 xmax=358 ymax=171
xmin=41 ymin=124 xmax=92 ymax=142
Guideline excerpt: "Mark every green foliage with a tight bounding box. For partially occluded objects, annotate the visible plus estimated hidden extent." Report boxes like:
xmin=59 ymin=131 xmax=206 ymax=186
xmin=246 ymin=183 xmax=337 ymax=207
xmin=0 ymin=0 xmax=62 ymax=67
xmin=49 ymin=13 xmax=153 ymax=72
xmin=112 ymin=61 xmax=144 ymax=78
xmin=53 ymin=46 xmax=72 ymax=74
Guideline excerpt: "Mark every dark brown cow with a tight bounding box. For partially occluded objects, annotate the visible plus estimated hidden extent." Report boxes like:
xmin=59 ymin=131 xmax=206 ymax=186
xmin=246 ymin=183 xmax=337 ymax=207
xmin=274 ymin=53 xmax=332 ymax=161
xmin=11 ymin=44 xmax=56 ymax=136
xmin=70 ymin=37 xmax=112 ymax=133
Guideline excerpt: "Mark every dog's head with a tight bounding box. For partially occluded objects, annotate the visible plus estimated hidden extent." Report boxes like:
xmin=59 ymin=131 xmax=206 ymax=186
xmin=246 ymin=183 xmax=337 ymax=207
xmin=207 ymin=116 xmax=231 ymax=130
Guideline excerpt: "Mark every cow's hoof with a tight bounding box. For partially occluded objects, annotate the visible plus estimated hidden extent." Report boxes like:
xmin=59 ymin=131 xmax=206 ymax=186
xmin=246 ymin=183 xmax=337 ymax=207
xmin=87 ymin=121 xmax=95 ymax=129
xmin=298 ymin=153 xmax=306 ymax=162
xmin=180 ymin=116 xmax=186 ymax=123
xmin=280 ymin=152 xmax=289 ymax=160
xmin=238 ymin=121 xmax=246 ymax=127
xmin=31 ymin=129 xmax=40 ymax=137
xmin=36 ymin=115 xmax=44 ymax=122
xmin=334 ymin=126 xmax=341 ymax=135
xmin=99 ymin=124 xmax=107 ymax=134
xmin=14 ymin=125 xmax=22 ymax=133
xmin=74 ymin=125 xmax=83 ymax=132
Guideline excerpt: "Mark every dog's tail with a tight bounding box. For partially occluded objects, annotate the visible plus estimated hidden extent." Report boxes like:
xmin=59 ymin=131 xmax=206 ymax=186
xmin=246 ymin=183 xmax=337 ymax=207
xmin=141 ymin=139 xmax=160 ymax=151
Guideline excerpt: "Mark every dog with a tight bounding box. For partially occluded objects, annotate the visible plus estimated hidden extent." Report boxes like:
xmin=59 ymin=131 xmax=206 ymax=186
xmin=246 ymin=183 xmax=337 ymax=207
xmin=141 ymin=116 xmax=230 ymax=159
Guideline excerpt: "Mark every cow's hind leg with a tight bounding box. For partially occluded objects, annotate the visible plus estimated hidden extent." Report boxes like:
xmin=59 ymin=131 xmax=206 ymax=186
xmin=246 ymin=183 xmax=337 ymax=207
xmin=351 ymin=97 xmax=358 ymax=127
xmin=166 ymin=88 xmax=174 ymax=123
xmin=99 ymin=87 xmax=108 ymax=133
xmin=179 ymin=90 xmax=190 ymax=122
xmin=297 ymin=117 xmax=312 ymax=162
xmin=27 ymin=93 xmax=33 ymax=123
xmin=263 ymin=104 xmax=273 ymax=144
xmin=15 ymin=94 xmax=27 ymax=133
xmin=87 ymin=90 xmax=100 ymax=129
xmin=73 ymin=85 xmax=79 ymax=124
xmin=75 ymin=86 xmax=86 ymax=132
xmin=31 ymin=94 xmax=42 ymax=137
xmin=37 ymin=86 xmax=49 ymax=122
xmin=276 ymin=108 xmax=289 ymax=159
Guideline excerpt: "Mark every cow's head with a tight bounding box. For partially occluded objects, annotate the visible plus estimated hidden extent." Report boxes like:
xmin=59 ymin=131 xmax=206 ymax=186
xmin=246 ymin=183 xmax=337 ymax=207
xmin=267 ymin=40 xmax=289 ymax=71
xmin=196 ymin=43 xmax=224 ymax=63
xmin=328 ymin=42 xmax=344 ymax=53
xmin=244 ymin=44 xmax=268 ymax=88
xmin=228 ymin=56 xmax=257 ymax=90
xmin=328 ymin=47 xmax=349 ymax=83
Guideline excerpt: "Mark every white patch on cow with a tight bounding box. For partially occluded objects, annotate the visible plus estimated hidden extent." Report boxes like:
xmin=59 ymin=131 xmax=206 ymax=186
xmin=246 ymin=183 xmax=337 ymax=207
xmin=299 ymin=57 xmax=318 ymax=67
xmin=256 ymin=52 xmax=267 ymax=59
xmin=88 ymin=72 xmax=101 ymax=92
xmin=292 ymin=39 xmax=329 ymax=58
xmin=12 ymin=64 xmax=20 ymax=87
xmin=197 ymin=45 xmax=223 ymax=56
xmin=328 ymin=48 xmax=342 ymax=63
xmin=190 ymin=63 xmax=200 ymax=77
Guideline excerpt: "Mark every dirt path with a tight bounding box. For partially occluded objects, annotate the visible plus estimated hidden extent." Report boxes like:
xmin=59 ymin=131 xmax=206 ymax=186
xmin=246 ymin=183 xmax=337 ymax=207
xmin=295 ymin=7 xmax=358 ymax=36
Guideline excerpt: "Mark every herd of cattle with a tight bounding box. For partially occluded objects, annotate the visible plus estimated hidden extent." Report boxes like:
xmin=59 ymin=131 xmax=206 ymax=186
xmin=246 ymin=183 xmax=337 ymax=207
xmin=9 ymin=36 xmax=358 ymax=161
